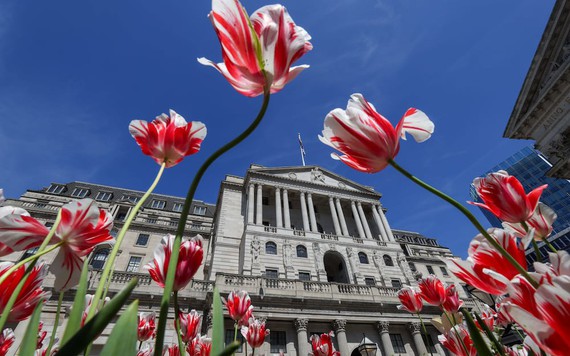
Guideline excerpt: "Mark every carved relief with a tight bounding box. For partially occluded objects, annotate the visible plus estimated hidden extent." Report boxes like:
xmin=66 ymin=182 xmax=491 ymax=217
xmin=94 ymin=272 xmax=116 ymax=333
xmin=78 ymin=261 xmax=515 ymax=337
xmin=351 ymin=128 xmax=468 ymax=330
xmin=346 ymin=247 xmax=361 ymax=276
xmin=311 ymin=168 xmax=326 ymax=183
xmin=251 ymin=236 xmax=260 ymax=271
xmin=332 ymin=319 xmax=347 ymax=332
xmin=294 ymin=318 xmax=309 ymax=332
xmin=376 ymin=321 xmax=389 ymax=333
xmin=312 ymin=243 xmax=325 ymax=274
xmin=408 ymin=322 xmax=422 ymax=333
xmin=283 ymin=240 xmax=293 ymax=270
xmin=397 ymin=253 xmax=414 ymax=285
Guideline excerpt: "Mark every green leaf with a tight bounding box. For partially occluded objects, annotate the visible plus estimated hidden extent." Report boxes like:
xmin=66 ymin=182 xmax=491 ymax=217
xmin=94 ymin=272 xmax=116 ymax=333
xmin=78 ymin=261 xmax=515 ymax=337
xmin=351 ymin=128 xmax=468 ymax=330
xmin=61 ymin=258 xmax=90 ymax=345
xmin=473 ymin=311 xmax=506 ymax=356
xmin=217 ymin=341 xmax=242 ymax=356
xmin=211 ymin=287 xmax=225 ymax=356
xmin=19 ymin=299 xmax=44 ymax=356
xmin=101 ymin=299 xmax=139 ymax=356
xmin=461 ymin=308 xmax=493 ymax=356
xmin=58 ymin=277 xmax=138 ymax=355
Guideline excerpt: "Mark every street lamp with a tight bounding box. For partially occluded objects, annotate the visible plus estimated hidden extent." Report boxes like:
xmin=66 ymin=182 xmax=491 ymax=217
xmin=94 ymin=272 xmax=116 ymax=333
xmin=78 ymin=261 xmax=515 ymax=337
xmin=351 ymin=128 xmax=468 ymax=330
xmin=357 ymin=334 xmax=377 ymax=356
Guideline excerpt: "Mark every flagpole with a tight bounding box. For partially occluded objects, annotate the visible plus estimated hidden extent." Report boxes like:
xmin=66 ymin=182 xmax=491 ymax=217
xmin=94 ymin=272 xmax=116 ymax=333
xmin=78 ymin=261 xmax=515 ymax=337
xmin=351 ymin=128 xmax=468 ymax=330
xmin=298 ymin=133 xmax=306 ymax=166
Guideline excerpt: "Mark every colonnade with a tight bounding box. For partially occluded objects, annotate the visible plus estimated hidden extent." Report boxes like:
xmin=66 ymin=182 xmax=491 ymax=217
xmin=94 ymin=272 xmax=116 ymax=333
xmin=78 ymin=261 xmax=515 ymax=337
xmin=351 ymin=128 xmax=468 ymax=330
xmin=247 ymin=183 xmax=396 ymax=242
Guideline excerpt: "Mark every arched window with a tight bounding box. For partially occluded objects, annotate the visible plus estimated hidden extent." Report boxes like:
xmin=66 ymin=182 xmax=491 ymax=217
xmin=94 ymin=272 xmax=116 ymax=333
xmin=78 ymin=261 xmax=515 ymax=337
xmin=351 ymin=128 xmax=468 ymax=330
xmin=265 ymin=241 xmax=277 ymax=255
xmin=408 ymin=262 xmax=417 ymax=272
xmin=358 ymin=252 xmax=369 ymax=264
xmin=383 ymin=254 xmax=394 ymax=266
xmin=91 ymin=248 xmax=110 ymax=270
xmin=296 ymin=245 xmax=308 ymax=258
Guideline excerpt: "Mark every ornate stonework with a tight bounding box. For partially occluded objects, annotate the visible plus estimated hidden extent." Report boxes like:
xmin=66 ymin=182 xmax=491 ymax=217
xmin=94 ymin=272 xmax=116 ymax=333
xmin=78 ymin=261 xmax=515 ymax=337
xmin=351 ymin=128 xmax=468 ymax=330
xmin=294 ymin=318 xmax=309 ymax=332
xmin=332 ymin=319 xmax=347 ymax=332
xmin=376 ymin=321 xmax=390 ymax=333
xmin=408 ymin=322 xmax=422 ymax=333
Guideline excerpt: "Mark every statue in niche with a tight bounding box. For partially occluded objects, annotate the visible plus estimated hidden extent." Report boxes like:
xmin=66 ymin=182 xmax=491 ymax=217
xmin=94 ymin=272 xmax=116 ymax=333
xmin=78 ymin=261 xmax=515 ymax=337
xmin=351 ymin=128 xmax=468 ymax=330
xmin=311 ymin=168 xmax=325 ymax=183
xmin=283 ymin=240 xmax=293 ymax=268
xmin=312 ymin=242 xmax=324 ymax=273
xmin=251 ymin=236 xmax=260 ymax=264
xmin=346 ymin=247 xmax=360 ymax=275
xmin=397 ymin=253 xmax=413 ymax=284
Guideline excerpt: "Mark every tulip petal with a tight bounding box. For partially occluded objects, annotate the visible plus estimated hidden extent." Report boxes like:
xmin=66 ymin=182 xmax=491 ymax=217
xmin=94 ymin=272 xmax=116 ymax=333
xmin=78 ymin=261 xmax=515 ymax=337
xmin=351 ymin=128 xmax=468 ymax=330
xmin=0 ymin=209 xmax=51 ymax=257
xmin=398 ymin=108 xmax=434 ymax=142
xmin=50 ymin=248 xmax=84 ymax=292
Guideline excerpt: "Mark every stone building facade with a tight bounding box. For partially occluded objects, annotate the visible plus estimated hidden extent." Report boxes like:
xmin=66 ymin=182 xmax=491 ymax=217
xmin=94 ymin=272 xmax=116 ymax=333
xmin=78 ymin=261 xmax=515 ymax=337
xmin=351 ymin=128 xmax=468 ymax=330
xmin=2 ymin=165 xmax=479 ymax=355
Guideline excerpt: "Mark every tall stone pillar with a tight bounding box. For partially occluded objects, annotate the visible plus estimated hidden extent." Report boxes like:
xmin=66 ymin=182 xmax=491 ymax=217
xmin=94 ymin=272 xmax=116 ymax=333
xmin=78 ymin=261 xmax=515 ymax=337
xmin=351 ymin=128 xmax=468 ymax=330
xmin=335 ymin=198 xmax=349 ymax=236
xmin=283 ymin=189 xmax=291 ymax=229
xmin=294 ymin=318 xmax=310 ymax=356
xmin=256 ymin=184 xmax=263 ymax=225
xmin=205 ymin=310 xmax=213 ymax=337
xmin=377 ymin=206 xmax=395 ymax=241
xmin=300 ymin=192 xmax=310 ymax=231
xmin=328 ymin=197 xmax=341 ymax=235
xmin=275 ymin=187 xmax=282 ymax=228
xmin=351 ymin=201 xmax=365 ymax=238
xmin=332 ymin=319 xmax=349 ymax=356
xmin=409 ymin=322 xmax=428 ymax=355
xmin=371 ymin=205 xmax=387 ymax=241
xmin=357 ymin=202 xmax=373 ymax=239
xmin=247 ymin=183 xmax=255 ymax=224
xmin=307 ymin=193 xmax=318 ymax=232
xmin=376 ymin=321 xmax=394 ymax=356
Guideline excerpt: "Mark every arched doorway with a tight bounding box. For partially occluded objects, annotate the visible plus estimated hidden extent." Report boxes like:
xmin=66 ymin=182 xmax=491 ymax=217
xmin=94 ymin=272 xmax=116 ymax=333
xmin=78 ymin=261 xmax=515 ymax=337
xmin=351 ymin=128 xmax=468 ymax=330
xmin=323 ymin=251 xmax=350 ymax=283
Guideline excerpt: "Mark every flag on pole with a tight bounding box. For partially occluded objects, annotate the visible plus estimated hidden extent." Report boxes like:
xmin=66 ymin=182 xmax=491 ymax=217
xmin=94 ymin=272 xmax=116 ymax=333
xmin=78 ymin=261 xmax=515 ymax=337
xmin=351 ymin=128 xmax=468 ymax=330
xmin=298 ymin=133 xmax=306 ymax=166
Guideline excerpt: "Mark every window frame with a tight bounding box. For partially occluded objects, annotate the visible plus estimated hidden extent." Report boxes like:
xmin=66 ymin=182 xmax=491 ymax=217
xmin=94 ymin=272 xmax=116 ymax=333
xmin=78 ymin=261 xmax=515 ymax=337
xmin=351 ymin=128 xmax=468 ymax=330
xmin=193 ymin=206 xmax=207 ymax=215
xmin=298 ymin=271 xmax=311 ymax=281
xmin=47 ymin=184 xmax=65 ymax=194
xmin=135 ymin=233 xmax=150 ymax=246
xmin=364 ymin=277 xmax=376 ymax=286
xmin=389 ymin=334 xmax=406 ymax=353
xmin=390 ymin=278 xmax=402 ymax=289
xmin=172 ymin=203 xmax=183 ymax=212
xmin=383 ymin=254 xmax=394 ymax=266
xmin=95 ymin=191 xmax=113 ymax=202
xmin=426 ymin=265 xmax=435 ymax=275
xmin=358 ymin=252 xmax=369 ymax=264
xmin=151 ymin=199 xmax=166 ymax=209
xmin=439 ymin=266 xmax=449 ymax=276
xmin=265 ymin=268 xmax=279 ymax=279
xmin=126 ymin=256 xmax=143 ymax=272
xmin=270 ymin=330 xmax=287 ymax=353
xmin=90 ymin=248 xmax=110 ymax=270
xmin=265 ymin=241 xmax=277 ymax=255
xmin=71 ymin=187 xmax=90 ymax=198
xmin=296 ymin=245 xmax=308 ymax=258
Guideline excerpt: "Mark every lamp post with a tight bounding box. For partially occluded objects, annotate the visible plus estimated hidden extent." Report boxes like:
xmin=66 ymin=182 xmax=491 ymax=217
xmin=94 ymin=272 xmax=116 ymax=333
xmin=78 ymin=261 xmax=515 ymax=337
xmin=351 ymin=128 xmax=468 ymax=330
xmin=358 ymin=334 xmax=378 ymax=356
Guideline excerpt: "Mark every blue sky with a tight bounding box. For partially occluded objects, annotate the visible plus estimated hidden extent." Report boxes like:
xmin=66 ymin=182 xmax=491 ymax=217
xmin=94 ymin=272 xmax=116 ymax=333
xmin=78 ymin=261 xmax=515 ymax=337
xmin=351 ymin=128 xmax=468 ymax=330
xmin=0 ymin=0 xmax=555 ymax=257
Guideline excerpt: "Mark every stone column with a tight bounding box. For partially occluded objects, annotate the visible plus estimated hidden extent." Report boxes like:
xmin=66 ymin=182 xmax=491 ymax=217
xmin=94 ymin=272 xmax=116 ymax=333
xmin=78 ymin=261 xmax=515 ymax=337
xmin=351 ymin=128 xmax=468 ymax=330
xmin=307 ymin=193 xmax=318 ymax=232
xmin=332 ymin=319 xmax=349 ymax=356
xmin=371 ymin=205 xmax=388 ymax=241
xmin=205 ymin=310 xmax=213 ymax=337
xmin=357 ymin=202 xmax=373 ymax=239
xmin=275 ymin=187 xmax=282 ymax=228
xmin=328 ymin=197 xmax=341 ymax=236
xmin=409 ymin=322 xmax=428 ymax=355
xmin=294 ymin=318 xmax=310 ymax=356
xmin=351 ymin=201 xmax=365 ymax=238
xmin=247 ymin=183 xmax=255 ymax=224
xmin=300 ymin=192 xmax=310 ymax=231
xmin=256 ymin=184 xmax=263 ymax=225
xmin=283 ymin=189 xmax=291 ymax=229
xmin=335 ymin=198 xmax=349 ymax=236
xmin=376 ymin=321 xmax=394 ymax=356
xmin=377 ymin=206 xmax=395 ymax=241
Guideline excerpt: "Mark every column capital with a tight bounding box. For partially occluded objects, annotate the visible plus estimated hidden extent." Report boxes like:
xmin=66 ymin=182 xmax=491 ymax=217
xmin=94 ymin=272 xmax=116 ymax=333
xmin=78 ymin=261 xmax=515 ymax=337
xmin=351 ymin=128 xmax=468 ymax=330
xmin=376 ymin=321 xmax=390 ymax=333
xmin=350 ymin=200 xmax=356 ymax=206
xmin=408 ymin=322 xmax=421 ymax=334
xmin=282 ymin=188 xmax=288 ymax=193
xmin=294 ymin=318 xmax=309 ymax=332
xmin=332 ymin=319 xmax=347 ymax=332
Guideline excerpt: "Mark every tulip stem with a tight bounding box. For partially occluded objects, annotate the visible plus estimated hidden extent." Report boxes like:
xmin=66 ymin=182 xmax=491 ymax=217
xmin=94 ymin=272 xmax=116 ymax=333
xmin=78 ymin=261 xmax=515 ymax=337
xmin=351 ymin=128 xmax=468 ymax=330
xmin=417 ymin=314 xmax=434 ymax=356
xmin=388 ymin=159 xmax=538 ymax=288
xmin=154 ymin=91 xmax=271 ymax=356
xmin=541 ymin=237 xmax=557 ymax=253
xmin=87 ymin=162 xmax=166 ymax=322
xmin=443 ymin=311 xmax=470 ymax=356
xmin=46 ymin=291 xmax=64 ymax=355
xmin=173 ymin=291 xmax=185 ymax=354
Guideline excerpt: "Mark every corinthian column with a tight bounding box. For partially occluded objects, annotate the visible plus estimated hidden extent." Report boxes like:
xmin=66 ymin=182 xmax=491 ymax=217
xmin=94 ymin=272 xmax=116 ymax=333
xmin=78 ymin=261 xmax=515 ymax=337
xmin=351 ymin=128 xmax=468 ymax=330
xmin=256 ymin=184 xmax=263 ymax=225
xmin=372 ymin=204 xmax=387 ymax=241
xmin=376 ymin=321 xmax=394 ymax=356
xmin=294 ymin=318 xmax=309 ymax=356
xmin=332 ymin=319 xmax=349 ymax=356
xmin=377 ymin=205 xmax=395 ymax=241
xmin=357 ymin=202 xmax=373 ymax=239
xmin=275 ymin=187 xmax=282 ymax=228
xmin=247 ymin=183 xmax=255 ymax=224
xmin=409 ymin=322 xmax=428 ymax=355
xmin=329 ymin=197 xmax=341 ymax=235
xmin=300 ymin=192 xmax=310 ymax=231
xmin=351 ymin=201 xmax=365 ymax=238
xmin=307 ymin=193 xmax=318 ymax=232
xmin=335 ymin=198 xmax=349 ymax=236
xmin=283 ymin=189 xmax=291 ymax=229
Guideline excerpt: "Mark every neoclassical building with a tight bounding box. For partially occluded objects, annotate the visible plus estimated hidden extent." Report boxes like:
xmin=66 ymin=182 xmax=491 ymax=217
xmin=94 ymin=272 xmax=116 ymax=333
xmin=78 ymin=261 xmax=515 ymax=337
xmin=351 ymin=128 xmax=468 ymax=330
xmin=2 ymin=165 xmax=479 ymax=355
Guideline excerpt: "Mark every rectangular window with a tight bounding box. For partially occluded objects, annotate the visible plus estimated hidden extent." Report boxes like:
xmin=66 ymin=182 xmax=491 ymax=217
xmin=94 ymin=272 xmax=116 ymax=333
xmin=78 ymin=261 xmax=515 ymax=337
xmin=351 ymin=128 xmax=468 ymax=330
xmin=265 ymin=268 xmax=278 ymax=279
xmin=146 ymin=216 xmax=158 ymax=224
xmin=126 ymin=256 xmax=142 ymax=272
xmin=95 ymin=191 xmax=113 ymax=202
xmin=193 ymin=206 xmax=207 ymax=215
xmin=191 ymin=223 xmax=202 ymax=230
xmin=71 ymin=188 xmax=89 ymax=198
xmin=122 ymin=195 xmax=140 ymax=203
xmin=364 ymin=277 xmax=376 ymax=286
xmin=225 ymin=329 xmax=244 ymax=352
xmin=440 ymin=266 xmax=449 ymax=276
xmin=136 ymin=234 xmax=150 ymax=246
xmin=47 ymin=184 xmax=65 ymax=194
xmin=299 ymin=272 xmax=311 ymax=281
xmin=270 ymin=330 xmax=286 ymax=353
xmin=151 ymin=199 xmax=166 ymax=209
xmin=391 ymin=279 xmax=402 ymax=289
xmin=389 ymin=334 xmax=406 ymax=353
xmin=169 ymin=219 xmax=179 ymax=227
xmin=425 ymin=333 xmax=437 ymax=353
xmin=426 ymin=265 xmax=435 ymax=274
xmin=172 ymin=203 xmax=183 ymax=212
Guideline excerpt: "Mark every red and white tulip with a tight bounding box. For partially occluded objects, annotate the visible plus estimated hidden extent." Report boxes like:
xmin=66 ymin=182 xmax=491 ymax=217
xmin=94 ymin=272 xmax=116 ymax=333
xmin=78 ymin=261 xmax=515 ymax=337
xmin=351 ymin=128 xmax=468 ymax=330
xmin=469 ymin=170 xmax=547 ymax=223
xmin=438 ymin=324 xmax=477 ymax=356
xmin=503 ymin=202 xmax=557 ymax=241
xmin=136 ymin=344 xmax=153 ymax=356
xmin=309 ymin=332 xmax=340 ymax=356
xmin=442 ymin=284 xmax=464 ymax=313
xmin=145 ymin=234 xmax=204 ymax=291
xmin=418 ymin=275 xmax=446 ymax=306
xmin=241 ymin=317 xmax=269 ymax=349
xmin=0 ymin=203 xmax=50 ymax=257
xmin=0 ymin=328 xmax=14 ymax=356
xmin=223 ymin=290 xmax=252 ymax=323
xmin=129 ymin=110 xmax=207 ymax=168
xmin=137 ymin=312 xmax=156 ymax=342
xmin=319 ymin=94 xmax=434 ymax=173
xmin=187 ymin=335 xmax=212 ymax=356
xmin=0 ymin=262 xmax=50 ymax=322
xmin=199 ymin=0 xmax=312 ymax=97
xmin=179 ymin=310 xmax=202 ymax=344
xmin=397 ymin=286 xmax=423 ymax=313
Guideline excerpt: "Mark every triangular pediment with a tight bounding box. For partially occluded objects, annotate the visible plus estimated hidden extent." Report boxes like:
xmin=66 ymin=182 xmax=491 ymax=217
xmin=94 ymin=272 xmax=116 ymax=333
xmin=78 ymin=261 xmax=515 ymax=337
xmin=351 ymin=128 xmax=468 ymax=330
xmin=249 ymin=165 xmax=379 ymax=195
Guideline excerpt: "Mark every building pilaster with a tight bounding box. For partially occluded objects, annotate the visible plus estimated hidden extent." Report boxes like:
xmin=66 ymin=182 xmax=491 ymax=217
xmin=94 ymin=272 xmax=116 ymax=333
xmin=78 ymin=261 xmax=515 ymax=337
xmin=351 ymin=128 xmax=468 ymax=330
xmin=332 ymin=319 xmax=349 ymax=356
xmin=376 ymin=321 xmax=394 ymax=356
xmin=357 ymin=202 xmax=373 ymax=239
xmin=371 ymin=204 xmax=387 ymax=241
xmin=329 ymin=197 xmax=341 ymax=235
xmin=300 ymin=192 xmax=310 ymax=231
xmin=351 ymin=201 xmax=366 ymax=238
xmin=256 ymin=184 xmax=263 ymax=225
xmin=307 ymin=193 xmax=318 ymax=232
xmin=294 ymin=318 xmax=310 ymax=356
xmin=377 ymin=205 xmax=395 ymax=241
xmin=247 ymin=183 xmax=255 ymax=224
xmin=283 ymin=189 xmax=291 ymax=229
xmin=335 ymin=198 xmax=349 ymax=236
xmin=275 ymin=187 xmax=282 ymax=228
xmin=409 ymin=322 xmax=428 ymax=355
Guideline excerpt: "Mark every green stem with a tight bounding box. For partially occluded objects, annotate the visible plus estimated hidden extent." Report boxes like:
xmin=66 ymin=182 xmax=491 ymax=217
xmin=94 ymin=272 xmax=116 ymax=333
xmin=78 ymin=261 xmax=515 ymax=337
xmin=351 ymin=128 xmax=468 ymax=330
xmin=46 ymin=291 xmax=64 ymax=355
xmin=443 ymin=311 xmax=470 ymax=356
xmin=472 ymin=310 xmax=505 ymax=356
xmin=174 ymin=291 xmax=185 ymax=355
xmin=154 ymin=91 xmax=271 ymax=356
xmin=541 ymin=237 xmax=557 ymax=253
xmin=87 ymin=162 xmax=166 ymax=321
xmin=388 ymin=159 xmax=538 ymax=288
xmin=417 ymin=314 xmax=434 ymax=356
xmin=460 ymin=309 xmax=493 ymax=356
xmin=532 ymin=240 xmax=542 ymax=263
